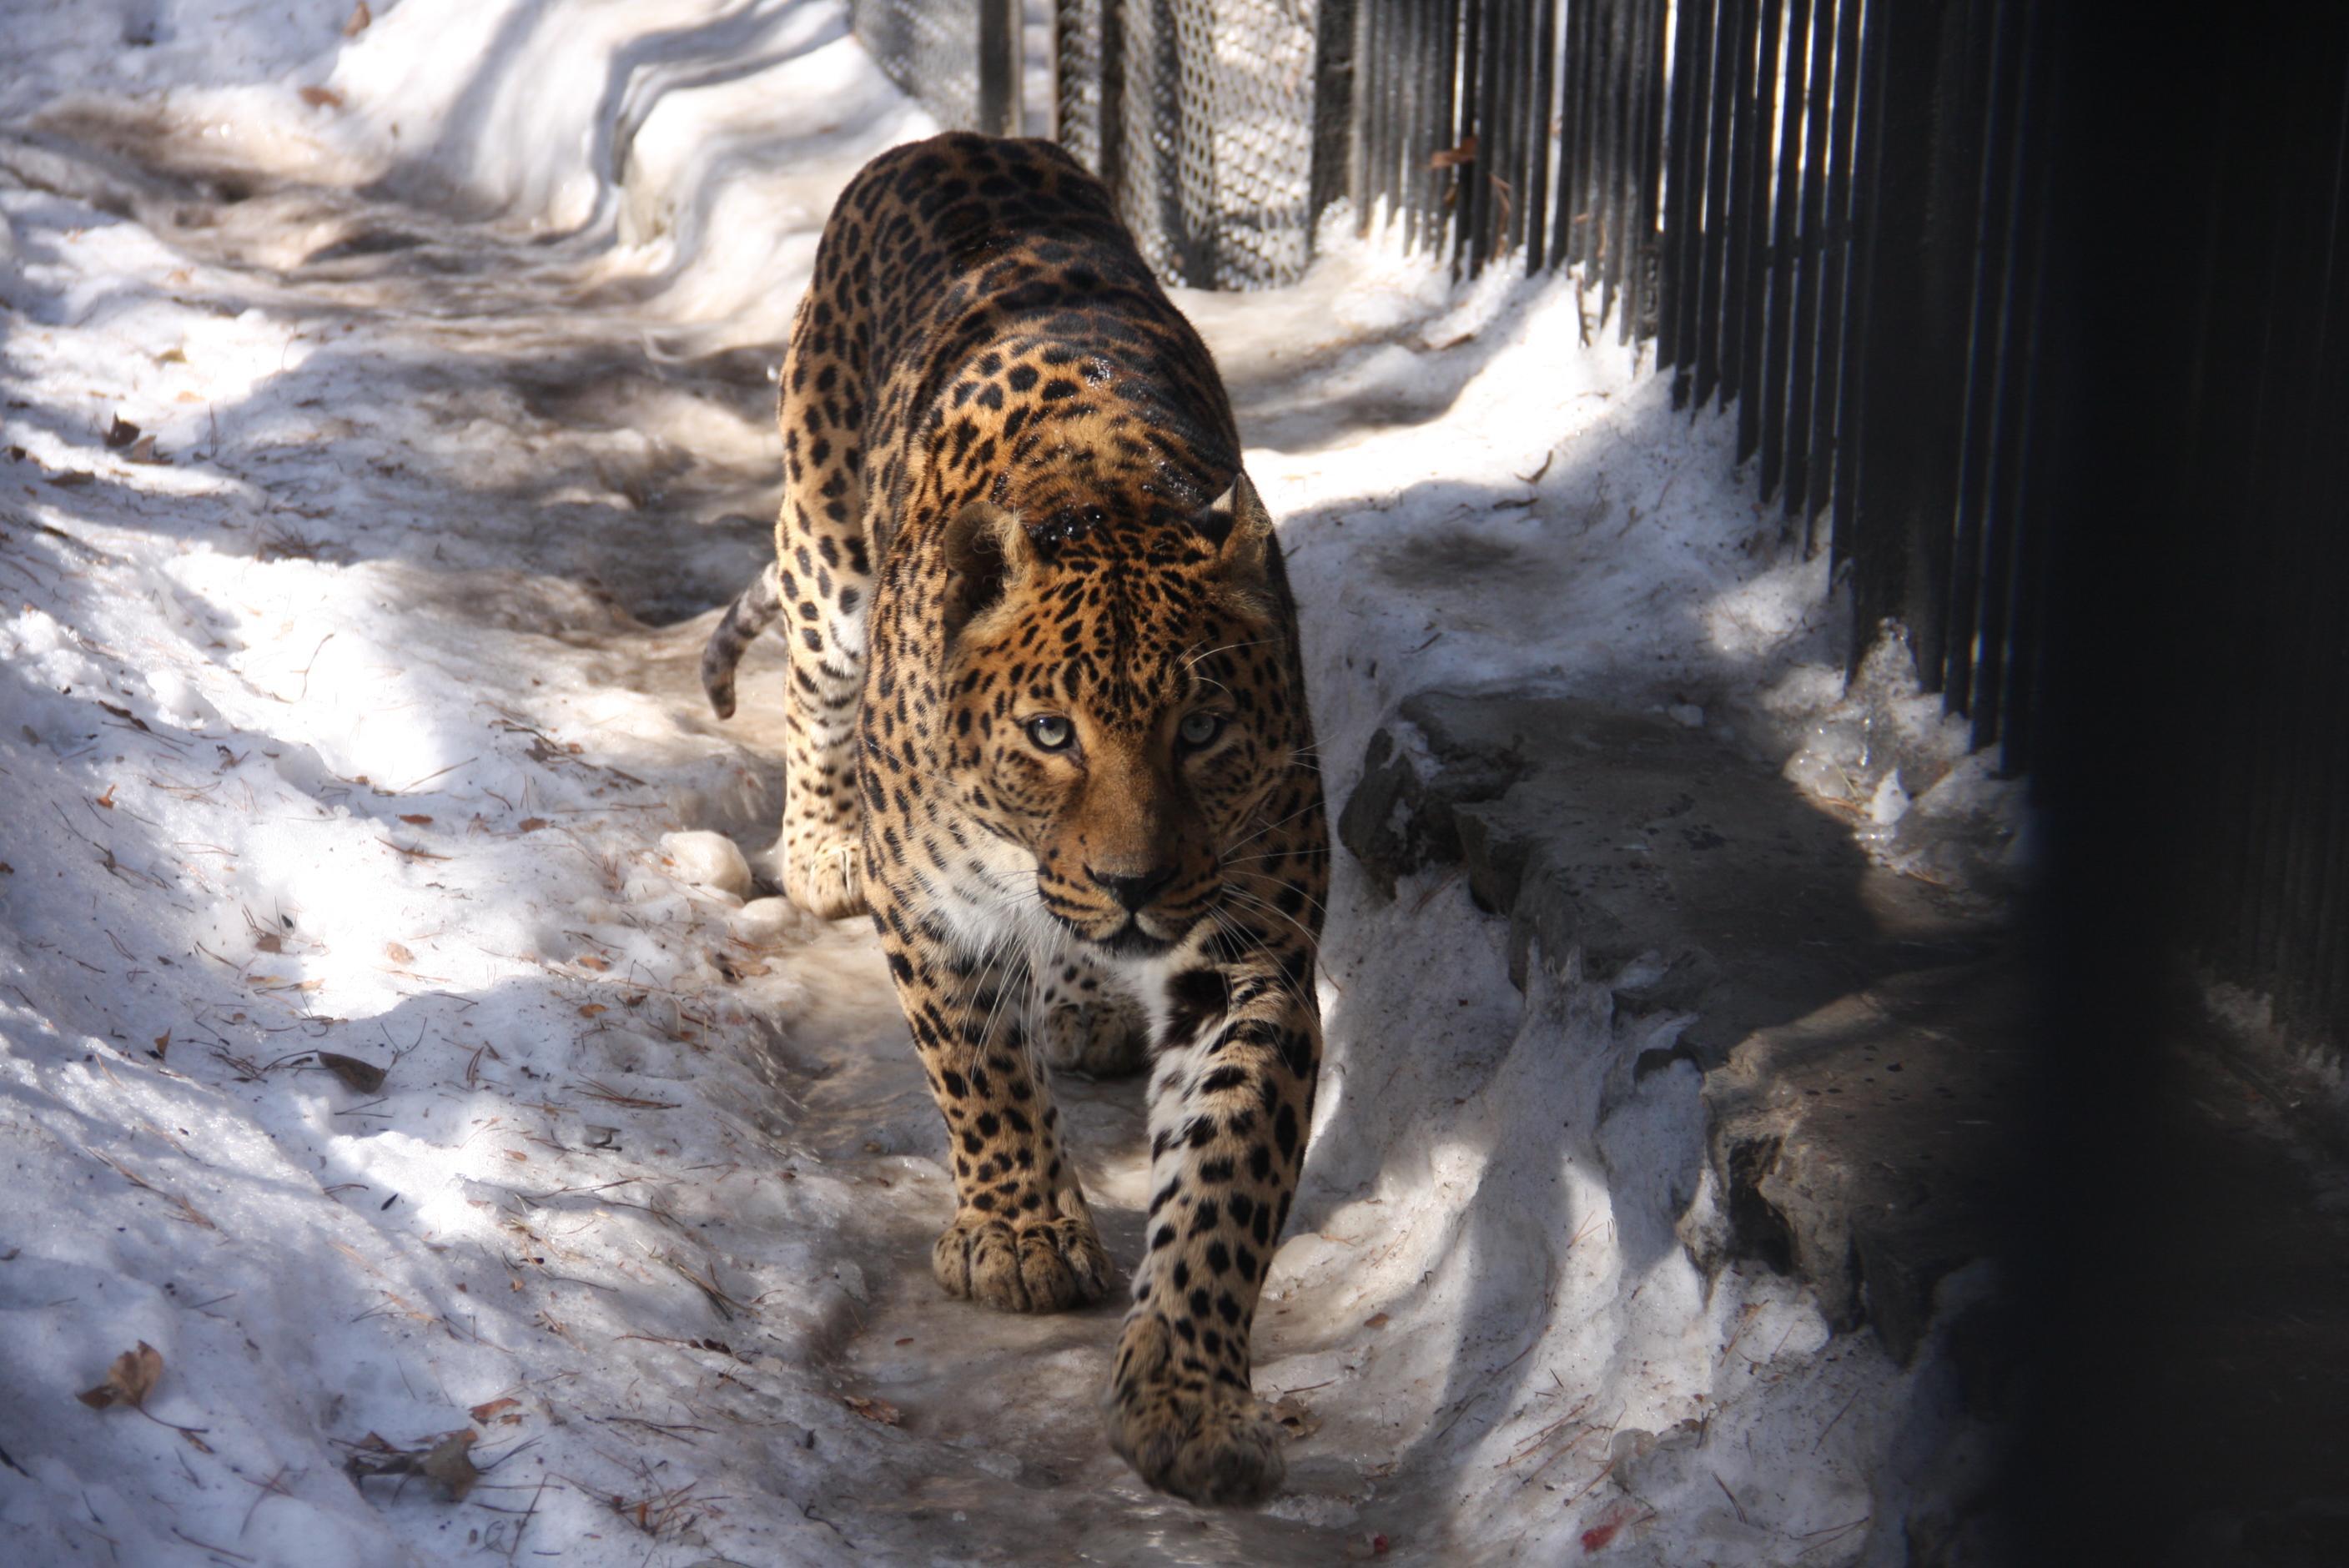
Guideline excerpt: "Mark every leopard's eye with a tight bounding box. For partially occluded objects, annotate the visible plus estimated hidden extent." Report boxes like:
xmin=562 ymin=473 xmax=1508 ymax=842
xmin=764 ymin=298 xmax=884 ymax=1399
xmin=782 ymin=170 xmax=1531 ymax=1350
xmin=1026 ymin=715 xmax=1074 ymax=751
xmin=1178 ymin=711 xmax=1225 ymax=748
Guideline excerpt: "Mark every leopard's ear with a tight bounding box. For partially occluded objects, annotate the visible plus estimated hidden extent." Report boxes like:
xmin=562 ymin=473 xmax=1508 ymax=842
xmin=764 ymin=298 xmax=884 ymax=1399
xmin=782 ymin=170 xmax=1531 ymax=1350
xmin=941 ymin=498 xmax=1035 ymax=641
xmin=1200 ymin=470 xmax=1274 ymax=585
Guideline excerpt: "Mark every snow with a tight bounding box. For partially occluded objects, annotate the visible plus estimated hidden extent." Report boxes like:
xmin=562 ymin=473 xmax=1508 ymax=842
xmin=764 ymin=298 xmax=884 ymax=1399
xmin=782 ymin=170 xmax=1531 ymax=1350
xmin=0 ymin=3 xmax=1987 ymax=1562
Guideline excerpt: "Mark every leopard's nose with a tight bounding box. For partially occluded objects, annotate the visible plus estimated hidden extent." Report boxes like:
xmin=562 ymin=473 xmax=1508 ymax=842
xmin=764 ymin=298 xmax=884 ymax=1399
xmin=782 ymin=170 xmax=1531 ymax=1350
xmin=1088 ymin=864 xmax=1179 ymax=912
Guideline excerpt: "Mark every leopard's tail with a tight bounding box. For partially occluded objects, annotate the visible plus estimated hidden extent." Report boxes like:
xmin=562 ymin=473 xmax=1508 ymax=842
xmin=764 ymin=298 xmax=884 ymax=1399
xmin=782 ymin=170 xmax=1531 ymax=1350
xmin=700 ymin=559 xmax=783 ymax=720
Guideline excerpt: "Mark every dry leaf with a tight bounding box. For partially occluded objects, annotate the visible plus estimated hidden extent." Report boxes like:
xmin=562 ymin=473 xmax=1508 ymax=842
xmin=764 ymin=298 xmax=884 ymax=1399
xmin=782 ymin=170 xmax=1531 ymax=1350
xmin=299 ymin=85 xmax=345 ymax=109
xmin=578 ymin=1003 xmax=606 ymax=1018
xmin=1270 ymin=1395 xmax=1321 ymax=1440
xmin=576 ymin=954 xmax=610 ymax=971
xmin=256 ymin=933 xmax=283 ymax=953
xmin=1430 ymin=134 xmax=1478 ymax=170
xmin=127 ymin=434 xmax=163 ymax=465
xmin=843 ymin=1395 xmax=903 ymax=1426
xmin=385 ymin=942 xmax=415 ymax=964
xmin=94 ymin=784 xmax=117 ymax=810
xmin=316 ymin=1053 xmax=386 ymax=1093
xmin=516 ymin=817 xmax=548 ymax=832
xmin=103 ymin=414 xmax=140 ymax=450
xmin=345 ymin=1427 xmax=479 ymax=1500
xmin=399 ymin=813 xmax=433 ymax=826
xmin=343 ymin=1 xmax=372 ymax=36
xmin=468 ymin=1396 xmax=518 ymax=1422
xmin=77 ymin=1342 xmax=163 ymax=1410
xmin=1364 ymin=1312 xmax=1390 ymax=1329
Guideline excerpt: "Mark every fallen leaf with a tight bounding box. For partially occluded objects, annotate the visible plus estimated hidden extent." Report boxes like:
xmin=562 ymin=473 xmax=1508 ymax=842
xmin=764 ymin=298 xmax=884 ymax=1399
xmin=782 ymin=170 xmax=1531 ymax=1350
xmin=299 ymin=85 xmax=345 ymax=109
xmin=1364 ymin=1312 xmax=1390 ymax=1329
xmin=103 ymin=414 xmax=140 ymax=450
xmin=576 ymin=954 xmax=611 ymax=971
xmin=345 ymin=1426 xmax=479 ymax=1500
xmin=843 ymin=1395 xmax=903 ymax=1426
xmin=316 ymin=1053 xmax=387 ymax=1093
xmin=343 ymin=1 xmax=372 ymax=36
xmin=77 ymin=1342 xmax=163 ymax=1410
xmin=256 ymin=933 xmax=283 ymax=953
xmin=468 ymin=1396 xmax=519 ymax=1422
xmin=399 ymin=813 xmax=433 ymax=826
xmin=127 ymin=434 xmax=163 ymax=465
xmin=385 ymin=942 xmax=415 ymax=964
xmin=516 ymin=817 xmax=548 ymax=832
xmin=1270 ymin=1395 xmax=1321 ymax=1440
xmin=1431 ymin=134 xmax=1478 ymax=170
xmin=578 ymin=1003 xmax=606 ymax=1018
xmin=93 ymin=784 xmax=116 ymax=810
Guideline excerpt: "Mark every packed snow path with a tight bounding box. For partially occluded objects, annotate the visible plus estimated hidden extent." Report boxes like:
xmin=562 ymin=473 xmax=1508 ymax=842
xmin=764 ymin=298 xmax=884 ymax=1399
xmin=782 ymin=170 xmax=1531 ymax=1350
xmin=0 ymin=4 xmax=1963 ymax=1563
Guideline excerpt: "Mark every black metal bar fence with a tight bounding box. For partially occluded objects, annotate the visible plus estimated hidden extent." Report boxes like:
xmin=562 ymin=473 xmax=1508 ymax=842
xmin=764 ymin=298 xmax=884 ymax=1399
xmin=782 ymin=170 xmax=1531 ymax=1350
xmin=845 ymin=1 xmax=2349 ymax=1058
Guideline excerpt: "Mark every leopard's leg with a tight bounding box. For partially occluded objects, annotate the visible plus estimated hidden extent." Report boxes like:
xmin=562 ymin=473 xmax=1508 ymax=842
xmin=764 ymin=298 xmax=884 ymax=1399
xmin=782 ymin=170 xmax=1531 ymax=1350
xmin=772 ymin=297 xmax=874 ymax=921
xmin=1107 ymin=838 xmax=1328 ymax=1507
xmin=1035 ymin=948 xmax=1149 ymax=1078
xmin=870 ymin=885 xmax=1115 ymax=1313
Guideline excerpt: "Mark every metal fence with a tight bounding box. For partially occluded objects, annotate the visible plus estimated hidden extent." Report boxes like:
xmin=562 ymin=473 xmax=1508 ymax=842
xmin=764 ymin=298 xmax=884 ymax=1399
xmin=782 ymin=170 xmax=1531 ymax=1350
xmin=845 ymin=0 xmax=2349 ymax=1063
xmin=2148 ymin=10 xmax=2349 ymax=1061
xmin=849 ymin=0 xmax=1021 ymax=137
xmin=1049 ymin=0 xmax=1323 ymax=288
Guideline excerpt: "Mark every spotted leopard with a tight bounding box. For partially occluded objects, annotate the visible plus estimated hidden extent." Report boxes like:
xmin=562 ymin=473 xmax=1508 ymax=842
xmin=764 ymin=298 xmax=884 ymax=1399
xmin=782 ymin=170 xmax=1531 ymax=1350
xmin=702 ymin=132 xmax=1329 ymax=1506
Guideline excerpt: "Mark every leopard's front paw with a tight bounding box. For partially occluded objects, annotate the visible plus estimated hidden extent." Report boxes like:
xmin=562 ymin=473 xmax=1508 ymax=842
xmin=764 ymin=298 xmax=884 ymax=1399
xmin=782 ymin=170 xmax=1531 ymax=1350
xmin=1037 ymin=994 xmax=1149 ymax=1078
xmin=1105 ymin=1315 xmax=1285 ymax=1506
xmin=781 ymin=836 xmax=867 ymax=921
xmin=932 ymin=1204 xmax=1114 ymax=1313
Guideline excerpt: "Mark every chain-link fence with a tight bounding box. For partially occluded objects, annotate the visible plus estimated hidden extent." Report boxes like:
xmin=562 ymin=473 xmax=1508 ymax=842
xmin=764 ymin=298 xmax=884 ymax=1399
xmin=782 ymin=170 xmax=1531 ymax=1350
xmin=853 ymin=0 xmax=1323 ymax=287
xmin=1049 ymin=0 xmax=1320 ymax=288
xmin=849 ymin=0 xmax=1021 ymax=136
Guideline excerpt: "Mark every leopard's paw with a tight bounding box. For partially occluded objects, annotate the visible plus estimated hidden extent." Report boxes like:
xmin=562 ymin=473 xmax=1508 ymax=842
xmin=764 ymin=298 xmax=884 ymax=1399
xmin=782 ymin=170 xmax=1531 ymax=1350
xmin=933 ymin=1205 xmax=1114 ymax=1313
xmin=1105 ymin=1316 xmax=1285 ymax=1507
xmin=781 ymin=835 xmax=867 ymax=921
xmin=1037 ymin=994 xmax=1149 ymax=1078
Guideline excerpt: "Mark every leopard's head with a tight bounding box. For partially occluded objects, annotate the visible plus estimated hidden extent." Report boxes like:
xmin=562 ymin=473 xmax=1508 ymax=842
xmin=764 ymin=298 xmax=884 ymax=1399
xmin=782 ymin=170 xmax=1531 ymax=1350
xmin=937 ymin=474 xmax=1300 ymax=956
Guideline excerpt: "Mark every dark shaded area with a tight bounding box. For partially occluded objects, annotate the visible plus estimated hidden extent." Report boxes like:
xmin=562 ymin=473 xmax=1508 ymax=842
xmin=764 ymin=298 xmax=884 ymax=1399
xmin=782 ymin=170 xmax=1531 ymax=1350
xmin=2017 ymin=3 xmax=2349 ymax=1565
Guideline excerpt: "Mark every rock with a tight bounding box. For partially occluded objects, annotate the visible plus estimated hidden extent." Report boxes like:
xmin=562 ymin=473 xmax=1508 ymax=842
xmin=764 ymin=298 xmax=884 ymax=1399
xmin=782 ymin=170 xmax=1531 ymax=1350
xmin=1697 ymin=958 xmax=2028 ymax=1364
xmin=734 ymin=895 xmax=802 ymax=940
xmin=661 ymin=830 xmax=752 ymax=897
xmin=1340 ymin=687 xmax=2020 ymax=1368
xmin=1344 ymin=692 xmax=1992 ymax=1063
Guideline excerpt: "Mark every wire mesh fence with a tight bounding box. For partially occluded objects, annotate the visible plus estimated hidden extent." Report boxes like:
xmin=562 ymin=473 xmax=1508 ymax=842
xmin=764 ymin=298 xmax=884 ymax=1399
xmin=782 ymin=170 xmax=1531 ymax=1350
xmin=1049 ymin=0 xmax=1322 ymax=287
xmin=848 ymin=0 xmax=1021 ymax=136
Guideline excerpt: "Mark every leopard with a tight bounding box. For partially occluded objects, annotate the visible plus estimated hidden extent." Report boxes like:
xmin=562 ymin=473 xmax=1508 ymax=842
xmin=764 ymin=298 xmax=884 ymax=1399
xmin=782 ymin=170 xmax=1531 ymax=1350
xmin=699 ymin=132 xmax=1330 ymax=1507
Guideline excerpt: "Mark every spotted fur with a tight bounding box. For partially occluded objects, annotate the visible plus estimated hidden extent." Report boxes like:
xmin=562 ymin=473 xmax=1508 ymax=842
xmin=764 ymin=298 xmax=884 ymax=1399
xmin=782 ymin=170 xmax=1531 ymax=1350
xmin=702 ymin=133 xmax=1329 ymax=1507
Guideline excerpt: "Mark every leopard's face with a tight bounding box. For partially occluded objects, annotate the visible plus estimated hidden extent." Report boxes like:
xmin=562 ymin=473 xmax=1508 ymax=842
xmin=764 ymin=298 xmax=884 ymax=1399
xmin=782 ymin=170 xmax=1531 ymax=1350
xmin=938 ymin=499 xmax=1291 ymax=956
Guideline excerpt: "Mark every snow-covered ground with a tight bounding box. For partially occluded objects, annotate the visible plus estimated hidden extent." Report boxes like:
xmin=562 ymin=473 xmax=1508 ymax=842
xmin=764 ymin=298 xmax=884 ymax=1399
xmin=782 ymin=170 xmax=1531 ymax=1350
xmin=0 ymin=3 xmax=1993 ymax=1563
